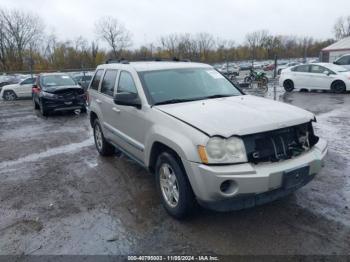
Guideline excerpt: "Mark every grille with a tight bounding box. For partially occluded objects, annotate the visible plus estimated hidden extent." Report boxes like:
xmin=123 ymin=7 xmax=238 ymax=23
xmin=242 ymin=122 xmax=319 ymax=164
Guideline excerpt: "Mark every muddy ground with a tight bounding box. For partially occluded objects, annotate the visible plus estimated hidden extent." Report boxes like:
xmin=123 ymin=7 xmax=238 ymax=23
xmin=0 ymin=88 xmax=349 ymax=255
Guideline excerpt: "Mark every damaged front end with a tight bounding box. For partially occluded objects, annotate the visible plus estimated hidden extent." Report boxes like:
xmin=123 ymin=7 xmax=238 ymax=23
xmin=242 ymin=122 xmax=319 ymax=164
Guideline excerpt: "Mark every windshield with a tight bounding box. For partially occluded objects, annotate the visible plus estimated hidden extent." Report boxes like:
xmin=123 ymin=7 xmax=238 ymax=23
xmin=139 ymin=68 xmax=242 ymax=105
xmin=41 ymin=75 xmax=76 ymax=88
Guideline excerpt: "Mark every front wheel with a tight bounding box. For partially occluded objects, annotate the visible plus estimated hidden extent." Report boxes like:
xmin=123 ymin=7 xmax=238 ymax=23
xmin=33 ymin=97 xmax=39 ymax=109
xmin=155 ymin=151 xmax=196 ymax=219
xmin=244 ymin=76 xmax=252 ymax=84
xmin=331 ymin=81 xmax=346 ymax=94
xmin=40 ymin=102 xmax=49 ymax=117
xmin=3 ymin=90 xmax=17 ymax=101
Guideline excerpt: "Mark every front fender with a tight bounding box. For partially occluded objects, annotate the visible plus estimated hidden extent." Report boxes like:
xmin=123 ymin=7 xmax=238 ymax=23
xmin=144 ymin=124 xmax=205 ymax=167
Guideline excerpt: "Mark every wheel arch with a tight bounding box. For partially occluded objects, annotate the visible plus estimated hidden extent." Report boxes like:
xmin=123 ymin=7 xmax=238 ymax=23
xmin=89 ymin=111 xmax=98 ymax=127
xmin=331 ymin=79 xmax=346 ymax=89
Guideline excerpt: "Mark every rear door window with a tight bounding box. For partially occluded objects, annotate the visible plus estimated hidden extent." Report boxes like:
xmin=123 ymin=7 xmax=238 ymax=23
xmin=293 ymin=65 xmax=310 ymax=73
xmin=100 ymin=70 xmax=118 ymax=97
xmin=90 ymin=70 xmax=104 ymax=91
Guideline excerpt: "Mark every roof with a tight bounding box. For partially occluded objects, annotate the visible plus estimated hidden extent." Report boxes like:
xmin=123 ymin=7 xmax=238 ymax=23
xmin=322 ymin=36 xmax=350 ymax=51
xmin=97 ymin=61 xmax=212 ymax=72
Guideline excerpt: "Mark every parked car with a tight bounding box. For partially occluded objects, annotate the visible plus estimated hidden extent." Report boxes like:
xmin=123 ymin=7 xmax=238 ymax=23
xmin=239 ymin=62 xmax=253 ymax=71
xmin=263 ymin=63 xmax=275 ymax=71
xmin=32 ymin=73 xmax=86 ymax=116
xmin=88 ymin=60 xmax=327 ymax=219
xmin=0 ymin=75 xmax=18 ymax=90
xmin=277 ymin=62 xmax=301 ymax=75
xmin=73 ymin=74 xmax=93 ymax=90
xmin=333 ymin=54 xmax=350 ymax=70
xmin=279 ymin=63 xmax=350 ymax=93
xmin=218 ymin=63 xmax=240 ymax=76
xmin=0 ymin=77 xmax=36 ymax=101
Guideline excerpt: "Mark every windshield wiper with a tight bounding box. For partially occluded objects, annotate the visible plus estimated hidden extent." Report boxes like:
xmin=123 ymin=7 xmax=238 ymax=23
xmin=199 ymin=94 xmax=234 ymax=100
xmin=154 ymin=98 xmax=199 ymax=106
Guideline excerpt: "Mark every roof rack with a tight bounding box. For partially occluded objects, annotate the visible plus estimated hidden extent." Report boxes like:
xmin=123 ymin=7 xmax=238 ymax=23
xmin=138 ymin=57 xmax=191 ymax=62
xmin=105 ymin=58 xmax=129 ymax=64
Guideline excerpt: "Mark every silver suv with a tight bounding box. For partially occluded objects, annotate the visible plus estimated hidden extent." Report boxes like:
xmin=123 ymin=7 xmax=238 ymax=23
xmin=88 ymin=60 xmax=327 ymax=219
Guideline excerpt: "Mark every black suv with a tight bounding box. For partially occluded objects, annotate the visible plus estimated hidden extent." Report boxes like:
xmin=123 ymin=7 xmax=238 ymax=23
xmin=32 ymin=73 xmax=86 ymax=116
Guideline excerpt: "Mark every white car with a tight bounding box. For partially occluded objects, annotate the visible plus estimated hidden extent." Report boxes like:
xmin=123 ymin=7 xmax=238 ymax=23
xmin=0 ymin=77 xmax=36 ymax=101
xmin=277 ymin=62 xmax=301 ymax=75
xmin=218 ymin=63 xmax=240 ymax=76
xmin=333 ymin=54 xmax=350 ymax=70
xmin=279 ymin=63 xmax=350 ymax=93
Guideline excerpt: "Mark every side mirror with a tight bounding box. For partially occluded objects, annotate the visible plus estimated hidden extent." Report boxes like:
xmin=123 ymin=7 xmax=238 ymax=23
xmin=323 ymin=70 xmax=331 ymax=76
xmin=333 ymin=61 xmax=339 ymax=65
xmin=114 ymin=92 xmax=141 ymax=109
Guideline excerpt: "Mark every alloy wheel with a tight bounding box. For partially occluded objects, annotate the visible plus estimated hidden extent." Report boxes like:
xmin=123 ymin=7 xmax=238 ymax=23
xmin=159 ymin=163 xmax=179 ymax=208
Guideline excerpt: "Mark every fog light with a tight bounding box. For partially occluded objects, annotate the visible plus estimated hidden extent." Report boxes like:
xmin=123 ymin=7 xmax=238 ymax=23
xmin=220 ymin=180 xmax=237 ymax=195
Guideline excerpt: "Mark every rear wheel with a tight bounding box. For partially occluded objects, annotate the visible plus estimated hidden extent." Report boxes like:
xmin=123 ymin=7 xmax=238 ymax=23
xmin=331 ymin=81 xmax=346 ymax=94
xmin=283 ymin=80 xmax=294 ymax=92
xmin=93 ymin=119 xmax=114 ymax=156
xmin=3 ymin=90 xmax=17 ymax=101
xmin=155 ymin=151 xmax=196 ymax=219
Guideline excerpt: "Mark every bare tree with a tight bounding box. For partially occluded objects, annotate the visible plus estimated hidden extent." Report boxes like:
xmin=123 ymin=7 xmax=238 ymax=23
xmin=333 ymin=16 xmax=350 ymax=40
xmin=95 ymin=17 xmax=132 ymax=58
xmin=196 ymin=32 xmax=215 ymax=61
xmin=245 ymin=30 xmax=269 ymax=61
xmin=0 ymin=8 xmax=43 ymax=70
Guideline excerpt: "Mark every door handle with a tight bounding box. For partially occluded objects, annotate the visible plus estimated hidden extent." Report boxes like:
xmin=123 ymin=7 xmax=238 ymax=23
xmin=112 ymin=107 xmax=121 ymax=113
xmin=96 ymin=99 xmax=102 ymax=104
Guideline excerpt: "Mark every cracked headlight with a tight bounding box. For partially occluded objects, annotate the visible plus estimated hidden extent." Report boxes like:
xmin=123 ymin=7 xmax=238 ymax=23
xmin=198 ymin=136 xmax=247 ymax=164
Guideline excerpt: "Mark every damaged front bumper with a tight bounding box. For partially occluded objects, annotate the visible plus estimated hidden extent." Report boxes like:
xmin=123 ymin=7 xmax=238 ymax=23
xmin=184 ymin=138 xmax=328 ymax=211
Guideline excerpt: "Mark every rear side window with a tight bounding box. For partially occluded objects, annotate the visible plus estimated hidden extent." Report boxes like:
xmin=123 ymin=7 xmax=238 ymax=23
xmin=310 ymin=65 xmax=326 ymax=74
xmin=101 ymin=70 xmax=118 ymax=97
xmin=90 ymin=70 xmax=104 ymax=90
xmin=118 ymin=71 xmax=138 ymax=94
xmin=292 ymin=65 xmax=309 ymax=72
xmin=21 ymin=78 xmax=36 ymax=85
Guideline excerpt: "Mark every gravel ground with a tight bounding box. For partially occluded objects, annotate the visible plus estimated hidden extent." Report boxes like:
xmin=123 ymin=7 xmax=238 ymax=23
xmin=0 ymin=88 xmax=349 ymax=256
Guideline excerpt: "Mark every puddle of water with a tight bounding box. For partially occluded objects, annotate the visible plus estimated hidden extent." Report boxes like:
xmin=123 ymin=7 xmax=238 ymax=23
xmin=0 ymin=138 xmax=94 ymax=170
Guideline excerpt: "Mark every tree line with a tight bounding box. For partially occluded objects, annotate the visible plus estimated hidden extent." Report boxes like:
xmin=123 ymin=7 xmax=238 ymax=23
xmin=0 ymin=7 xmax=349 ymax=73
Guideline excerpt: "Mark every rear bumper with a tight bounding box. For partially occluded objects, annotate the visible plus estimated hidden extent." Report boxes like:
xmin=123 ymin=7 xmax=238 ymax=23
xmin=184 ymin=138 xmax=328 ymax=211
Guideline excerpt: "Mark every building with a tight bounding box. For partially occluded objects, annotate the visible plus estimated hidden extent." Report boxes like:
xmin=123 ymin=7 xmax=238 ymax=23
xmin=320 ymin=36 xmax=350 ymax=62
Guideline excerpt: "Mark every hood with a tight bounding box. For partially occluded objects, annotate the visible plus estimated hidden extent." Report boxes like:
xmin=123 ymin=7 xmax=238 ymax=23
xmin=155 ymin=95 xmax=314 ymax=137
xmin=43 ymin=85 xmax=82 ymax=93
xmin=1 ymin=83 xmax=17 ymax=90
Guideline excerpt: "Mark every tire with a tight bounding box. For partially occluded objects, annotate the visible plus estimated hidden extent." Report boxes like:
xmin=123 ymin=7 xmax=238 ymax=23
xmin=3 ymin=90 xmax=17 ymax=101
xmin=155 ymin=151 xmax=196 ymax=219
xmin=33 ymin=97 xmax=39 ymax=110
xmin=244 ymin=76 xmax=252 ymax=84
xmin=93 ymin=119 xmax=114 ymax=156
xmin=283 ymin=80 xmax=294 ymax=92
xmin=261 ymin=76 xmax=269 ymax=85
xmin=39 ymin=101 xmax=49 ymax=117
xmin=331 ymin=81 xmax=346 ymax=94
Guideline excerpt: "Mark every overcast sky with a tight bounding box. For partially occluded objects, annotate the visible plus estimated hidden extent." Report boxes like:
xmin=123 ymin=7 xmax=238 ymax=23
xmin=1 ymin=0 xmax=350 ymax=48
